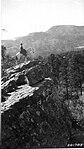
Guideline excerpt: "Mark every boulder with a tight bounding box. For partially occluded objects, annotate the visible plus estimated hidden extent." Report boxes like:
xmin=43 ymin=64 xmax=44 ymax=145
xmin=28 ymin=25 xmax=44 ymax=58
xmin=16 ymin=74 xmax=27 ymax=86
xmin=25 ymin=65 xmax=45 ymax=85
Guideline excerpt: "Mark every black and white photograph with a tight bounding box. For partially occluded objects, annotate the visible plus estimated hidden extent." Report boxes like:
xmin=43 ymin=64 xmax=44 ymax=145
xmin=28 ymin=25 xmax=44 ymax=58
xmin=1 ymin=0 xmax=84 ymax=148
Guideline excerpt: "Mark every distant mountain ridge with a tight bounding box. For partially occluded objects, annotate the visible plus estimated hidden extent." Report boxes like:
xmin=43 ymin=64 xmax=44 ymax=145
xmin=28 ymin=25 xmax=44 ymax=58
xmin=2 ymin=25 xmax=84 ymax=58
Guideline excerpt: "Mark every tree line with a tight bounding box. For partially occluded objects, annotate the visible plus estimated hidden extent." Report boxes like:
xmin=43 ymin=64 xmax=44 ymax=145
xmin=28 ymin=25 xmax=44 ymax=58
xmin=46 ymin=49 xmax=84 ymax=101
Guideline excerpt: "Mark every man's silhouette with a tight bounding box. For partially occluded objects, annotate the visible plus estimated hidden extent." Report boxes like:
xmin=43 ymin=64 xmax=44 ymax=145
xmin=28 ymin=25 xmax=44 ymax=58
xmin=20 ymin=43 xmax=27 ymax=56
xmin=15 ymin=43 xmax=34 ymax=64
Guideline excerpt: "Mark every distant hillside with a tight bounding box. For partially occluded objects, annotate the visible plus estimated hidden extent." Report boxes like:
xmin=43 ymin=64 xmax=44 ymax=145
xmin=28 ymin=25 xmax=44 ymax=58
xmin=2 ymin=25 xmax=84 ymax=58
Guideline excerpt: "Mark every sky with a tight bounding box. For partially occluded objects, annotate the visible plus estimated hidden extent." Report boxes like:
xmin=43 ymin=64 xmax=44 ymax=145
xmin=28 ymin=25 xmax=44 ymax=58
xmin=1 ymin=0 xmax=84 ymax=40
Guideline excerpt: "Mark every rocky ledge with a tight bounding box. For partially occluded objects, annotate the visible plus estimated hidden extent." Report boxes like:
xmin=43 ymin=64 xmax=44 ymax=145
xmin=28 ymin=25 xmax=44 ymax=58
xmin=1 ymin=59 xmax=84 ymax=148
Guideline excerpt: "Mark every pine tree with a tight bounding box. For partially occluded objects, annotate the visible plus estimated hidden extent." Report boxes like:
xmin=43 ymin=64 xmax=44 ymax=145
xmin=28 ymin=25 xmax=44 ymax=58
xmin=69 ymin=51 xmax=84 ymax=96
xmin=59 ymin=53 xmax=70 ymax=100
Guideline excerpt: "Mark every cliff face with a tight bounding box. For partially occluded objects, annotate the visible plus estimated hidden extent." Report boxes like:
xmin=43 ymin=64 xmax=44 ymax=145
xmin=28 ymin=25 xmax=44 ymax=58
xmin=1 ymin=57 xmax=84 ymax=148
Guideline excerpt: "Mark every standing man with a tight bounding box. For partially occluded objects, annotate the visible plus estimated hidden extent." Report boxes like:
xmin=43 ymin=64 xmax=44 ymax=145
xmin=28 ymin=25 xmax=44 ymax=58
xmin=20 ymin=43 xmax=27 ymax=56
xmin=19 ymin=43 xmax=28 ymax=62
xmin=20 ymin=43 xmax=24 ymax=54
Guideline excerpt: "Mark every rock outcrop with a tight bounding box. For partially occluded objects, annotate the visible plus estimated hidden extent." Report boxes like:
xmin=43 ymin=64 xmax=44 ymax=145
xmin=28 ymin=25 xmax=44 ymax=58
xmin=1 ymin=58 xmax=84 ymax=148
